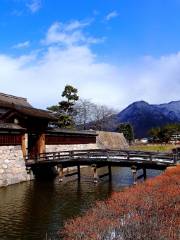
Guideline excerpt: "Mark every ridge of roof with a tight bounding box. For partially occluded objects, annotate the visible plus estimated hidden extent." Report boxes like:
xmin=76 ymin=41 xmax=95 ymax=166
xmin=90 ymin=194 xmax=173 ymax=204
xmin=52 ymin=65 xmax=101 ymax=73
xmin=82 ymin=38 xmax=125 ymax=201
xmin=0 ymin=92 xmax=27 ymax=101
xmin=14 ymin=105 xmax=57 ymax=120
xmin=0 ymin=92 xmax=32 ymax=108
xmin=46 ymin=128 xmax=97 ymax=135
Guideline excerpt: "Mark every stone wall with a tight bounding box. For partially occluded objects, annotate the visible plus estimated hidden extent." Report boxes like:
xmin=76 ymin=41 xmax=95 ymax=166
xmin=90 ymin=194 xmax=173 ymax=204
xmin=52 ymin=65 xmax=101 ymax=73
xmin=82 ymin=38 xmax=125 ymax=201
xmin=0 ymin=145 xmax=29 ymax=187
xmin=46 ymin=143 xmax=99 ymax=152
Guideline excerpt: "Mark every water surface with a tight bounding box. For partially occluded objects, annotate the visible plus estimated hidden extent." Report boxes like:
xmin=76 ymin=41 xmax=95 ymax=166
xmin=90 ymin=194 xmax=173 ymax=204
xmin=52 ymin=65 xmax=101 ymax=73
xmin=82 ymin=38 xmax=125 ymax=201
xmin=0 ymin=167 xmax=162 ymax=239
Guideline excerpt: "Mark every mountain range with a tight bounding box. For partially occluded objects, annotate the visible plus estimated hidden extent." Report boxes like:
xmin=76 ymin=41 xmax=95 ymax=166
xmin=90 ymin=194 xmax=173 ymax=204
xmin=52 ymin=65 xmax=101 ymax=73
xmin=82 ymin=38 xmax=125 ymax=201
xmin=115 ymin=100 xmax=180 ymax=138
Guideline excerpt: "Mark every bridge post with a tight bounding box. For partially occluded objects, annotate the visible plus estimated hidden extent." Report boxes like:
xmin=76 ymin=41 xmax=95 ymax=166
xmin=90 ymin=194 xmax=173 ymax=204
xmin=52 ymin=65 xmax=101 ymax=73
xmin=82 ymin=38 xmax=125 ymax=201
xmin=143 ymin=168 xmax=147 ymax=180
xmin=70 ymin=151 xmax=74 ymax=159
xmin=58 ymin=164 xmax=64 ymax=182
xmin=26 ymin=167 xmax=34 ymax=180
xmin=108 ymin=165 xmax=112 ymax=182
xmin=92 ymin=164 xmax=98 ymax=183
xmin=127 ymin=152 xmax=130 ymax=161
xmin=173 ymin=153 xmax=177 ymax=164
xmin=131 ymin=165 xmax=137 ymax=185
xmin=106 ymin=151 xmax=109 ymax=161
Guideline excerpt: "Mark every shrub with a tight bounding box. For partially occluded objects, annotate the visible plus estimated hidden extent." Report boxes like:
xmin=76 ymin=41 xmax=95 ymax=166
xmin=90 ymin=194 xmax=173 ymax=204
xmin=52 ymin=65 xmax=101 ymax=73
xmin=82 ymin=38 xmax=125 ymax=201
xmin=61 ymin=166 xmax=180 ymax=240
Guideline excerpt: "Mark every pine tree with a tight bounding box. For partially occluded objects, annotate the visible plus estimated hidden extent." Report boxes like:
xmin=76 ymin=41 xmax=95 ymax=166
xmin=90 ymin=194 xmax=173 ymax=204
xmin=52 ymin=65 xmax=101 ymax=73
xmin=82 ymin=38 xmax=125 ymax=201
xmin=47 ymin=85 xmax=79 ymax=128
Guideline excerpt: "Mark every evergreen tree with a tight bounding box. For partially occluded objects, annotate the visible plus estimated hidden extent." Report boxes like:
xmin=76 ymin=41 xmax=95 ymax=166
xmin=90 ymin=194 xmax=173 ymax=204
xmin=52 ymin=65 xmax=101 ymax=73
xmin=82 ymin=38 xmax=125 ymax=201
xmin=47 ymin=85 xmax=79 ymax=128
xmin=116 ymin=123 xmax=134 ymax=144
xmin=149 ymin=123 xmax=180 ymax=143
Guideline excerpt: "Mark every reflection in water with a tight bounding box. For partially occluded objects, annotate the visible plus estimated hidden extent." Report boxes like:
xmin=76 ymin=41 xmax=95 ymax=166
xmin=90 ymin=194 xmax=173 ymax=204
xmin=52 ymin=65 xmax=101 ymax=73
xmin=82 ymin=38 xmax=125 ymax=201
xmin=0 ymin=167 xmax=162 ymax=240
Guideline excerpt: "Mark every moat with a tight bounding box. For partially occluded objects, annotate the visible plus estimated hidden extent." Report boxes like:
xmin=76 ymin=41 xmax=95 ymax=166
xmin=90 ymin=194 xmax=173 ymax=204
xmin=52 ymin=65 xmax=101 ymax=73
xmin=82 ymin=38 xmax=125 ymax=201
xmin=0 ymin=167 xmax=162 ymax=240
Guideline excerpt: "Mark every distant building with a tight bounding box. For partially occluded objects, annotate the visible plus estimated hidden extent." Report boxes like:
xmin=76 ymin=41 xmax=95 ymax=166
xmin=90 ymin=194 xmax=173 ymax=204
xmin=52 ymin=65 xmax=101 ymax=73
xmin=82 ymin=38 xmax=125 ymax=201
xmin=139 ymin=138 xmax=149 ymax=144
xmin=170 ymin=133 xmax=180 ymax=144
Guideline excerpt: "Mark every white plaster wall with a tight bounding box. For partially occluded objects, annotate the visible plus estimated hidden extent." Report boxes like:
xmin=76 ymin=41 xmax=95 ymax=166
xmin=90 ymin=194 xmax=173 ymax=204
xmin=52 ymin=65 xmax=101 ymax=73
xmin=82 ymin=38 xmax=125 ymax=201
xmin=46 ymin=143 xmax=99 ymax=152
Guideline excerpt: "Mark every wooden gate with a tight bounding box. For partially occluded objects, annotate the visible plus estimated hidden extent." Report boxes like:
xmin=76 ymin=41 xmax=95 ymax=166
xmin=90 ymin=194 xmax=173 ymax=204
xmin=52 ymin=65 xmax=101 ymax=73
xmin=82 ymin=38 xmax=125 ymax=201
xmin=28 ymin=133 xmax=45 ymax=158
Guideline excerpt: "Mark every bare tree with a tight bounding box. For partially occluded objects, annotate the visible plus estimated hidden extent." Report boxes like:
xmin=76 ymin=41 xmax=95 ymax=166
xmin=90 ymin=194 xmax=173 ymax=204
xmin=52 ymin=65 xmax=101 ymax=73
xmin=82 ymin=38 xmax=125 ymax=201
xmin=75 ymin=99 xmax=118 ymax=130
xmin=74 ymin=99 xmax=95 ymax=129
xmin=91 ymin=104 xmax=117 ymax=130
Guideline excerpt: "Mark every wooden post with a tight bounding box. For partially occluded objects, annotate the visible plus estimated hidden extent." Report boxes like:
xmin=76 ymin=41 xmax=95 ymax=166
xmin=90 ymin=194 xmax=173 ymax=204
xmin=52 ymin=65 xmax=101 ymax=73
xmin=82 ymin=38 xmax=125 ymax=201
xmin=92 ymin=165 xmax=98 ymax=183
xmin=108 ymin=165 xmax=112 ymax=182
xmin=131 ymin=165 xmax=137 ymax=185
xmin=173 ymin=151 xmax=178 ymax=164
xmin=58 ymin=165 xmax=64 ymax=182
xmin=70 ymin=151 xmax=74 ymax=160
xmin=77 ymin=165 xmax=81 ymax=181
xmin=38 ymin=133 xmax=45 ymax=154
xmin=21 ymin=133 xmax=27 ymax=160
xmin=143 ymin=168 xmax=147 ymax=180
xmin=107 ymin=151 xmax=109 ymax=160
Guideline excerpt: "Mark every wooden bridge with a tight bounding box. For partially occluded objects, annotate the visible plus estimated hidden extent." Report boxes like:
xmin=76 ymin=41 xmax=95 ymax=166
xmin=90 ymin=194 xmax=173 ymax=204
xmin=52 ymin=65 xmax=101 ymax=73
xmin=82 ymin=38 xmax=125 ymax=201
xmin=25 ymin=149 xmax=179 ymax=184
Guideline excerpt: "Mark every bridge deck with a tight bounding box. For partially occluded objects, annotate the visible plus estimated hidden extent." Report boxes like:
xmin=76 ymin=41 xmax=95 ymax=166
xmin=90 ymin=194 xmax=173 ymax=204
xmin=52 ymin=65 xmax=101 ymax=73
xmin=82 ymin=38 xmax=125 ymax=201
xmin=26 ymin=149 xmax=179 ymax=170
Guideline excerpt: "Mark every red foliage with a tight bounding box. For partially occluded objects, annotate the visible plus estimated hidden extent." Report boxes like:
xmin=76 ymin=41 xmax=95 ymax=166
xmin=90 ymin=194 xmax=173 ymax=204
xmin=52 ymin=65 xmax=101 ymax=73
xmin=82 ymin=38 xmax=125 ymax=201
xmin=61 ymin=166 xmax=180 ymax=240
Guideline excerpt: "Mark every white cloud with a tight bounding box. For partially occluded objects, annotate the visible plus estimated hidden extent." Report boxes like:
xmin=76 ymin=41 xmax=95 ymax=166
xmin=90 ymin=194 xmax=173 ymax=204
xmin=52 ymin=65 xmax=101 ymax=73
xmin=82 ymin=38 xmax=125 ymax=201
xmin=105 ymin=11 xmax=119 ymax=21
xmin=64 ymin=20 xmax=92 ymax=31
xmin=42 ymin=20 xmax=104 ymax=47
xmin=26 ymin=0 xmax=41 ymax=13
xmin=0 ymin=20 xmax=180 ymax=111
xmin=11 ymin=9 xmax=23 ymax=16
xmin=13 ymin=41 xmax=30 ymax=49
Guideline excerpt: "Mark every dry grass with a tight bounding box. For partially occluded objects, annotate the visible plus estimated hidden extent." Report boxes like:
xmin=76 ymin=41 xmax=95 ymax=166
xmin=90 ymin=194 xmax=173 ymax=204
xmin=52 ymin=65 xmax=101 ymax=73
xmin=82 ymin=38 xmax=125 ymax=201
xmin=129 ymin=144 xmax=179 ymax=152
xmin=96 ymin=131 xmax=129 ymax=150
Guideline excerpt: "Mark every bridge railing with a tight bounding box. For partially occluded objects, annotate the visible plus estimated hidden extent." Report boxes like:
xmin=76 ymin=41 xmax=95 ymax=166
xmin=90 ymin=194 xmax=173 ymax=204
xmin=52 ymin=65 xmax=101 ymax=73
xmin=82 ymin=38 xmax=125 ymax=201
xmin=25 ymin=149 xmax=179 ymax=164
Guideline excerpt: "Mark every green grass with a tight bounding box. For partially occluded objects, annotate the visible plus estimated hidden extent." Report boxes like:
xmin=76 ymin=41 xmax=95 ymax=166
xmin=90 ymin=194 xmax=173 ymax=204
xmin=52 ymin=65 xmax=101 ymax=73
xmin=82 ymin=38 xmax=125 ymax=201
xmin=129 ymin=144 xmax=179 ymax=152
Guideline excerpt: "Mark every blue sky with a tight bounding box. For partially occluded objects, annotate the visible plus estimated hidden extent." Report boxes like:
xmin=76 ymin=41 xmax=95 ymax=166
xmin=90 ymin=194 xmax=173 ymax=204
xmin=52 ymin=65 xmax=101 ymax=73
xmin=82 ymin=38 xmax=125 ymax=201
xmin=1 ymin=0 xmax=180 ymax=110
xmin=2 ymin=0 xmax=180 ymax=58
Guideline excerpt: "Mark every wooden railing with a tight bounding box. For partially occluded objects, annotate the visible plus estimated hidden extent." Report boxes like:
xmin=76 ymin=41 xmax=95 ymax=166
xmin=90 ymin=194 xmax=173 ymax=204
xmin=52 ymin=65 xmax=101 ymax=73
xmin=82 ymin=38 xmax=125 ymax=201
xmin=26 ymin=149 xmax=180 ymax=165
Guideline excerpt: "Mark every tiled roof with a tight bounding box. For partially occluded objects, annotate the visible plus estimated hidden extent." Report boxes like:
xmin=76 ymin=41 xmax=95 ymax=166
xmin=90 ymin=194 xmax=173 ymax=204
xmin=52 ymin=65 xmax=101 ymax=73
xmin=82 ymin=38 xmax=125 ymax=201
xmin=15 ymin=105 xmax=57 ymax=120
xmin=0 ymin=92 xmax=32 ymax=108
xmin=0 ymin=92 xmax=56 ymax=121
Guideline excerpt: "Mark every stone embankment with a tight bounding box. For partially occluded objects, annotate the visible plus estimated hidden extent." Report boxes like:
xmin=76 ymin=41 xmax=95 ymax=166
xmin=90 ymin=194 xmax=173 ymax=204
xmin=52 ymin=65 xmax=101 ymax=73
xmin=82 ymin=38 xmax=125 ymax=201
xmin=0 ymin=145 xmax=29 ymax=187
